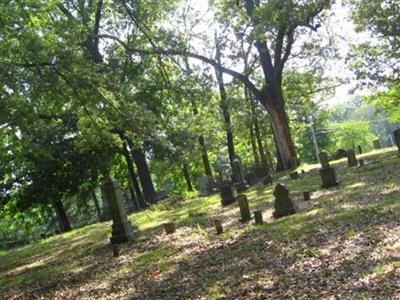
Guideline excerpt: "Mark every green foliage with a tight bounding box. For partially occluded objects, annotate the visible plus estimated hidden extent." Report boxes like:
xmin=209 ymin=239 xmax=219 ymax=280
xmin=328 ymin=120 xmax=376 ymax=152
xmin=365 ymin=86 xmax=400 ymax=123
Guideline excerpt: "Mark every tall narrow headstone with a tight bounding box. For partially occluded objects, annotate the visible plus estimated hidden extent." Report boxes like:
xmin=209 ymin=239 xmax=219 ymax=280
xmin=254 ymin=210 xmax=263 ymax=224
xmin=289 ymin=171 xmax=299 ymax=180
xmin=347 ymin=149 xmax=358 ymax=167
xmin=102 ymin=178 xmax=136 ymax=244
xmin=373 ymin=139 xmax=382 ymax=149
xmin=303 ymin=191 xmax=311 ymax=201
xmin=237 ymin=194 xmax=251 ymax=222
xmin=272 ymin=183 xmax=296 ymax=218
xmin=319 ymin=151 xmax=330 ymax=169
xmin=393 ymin=129 xmax=400 ymax=155
xmin=219 ymin=183 xmax=235 ymax=206
xmin=232 ymin=158 xmax=247 ymax=192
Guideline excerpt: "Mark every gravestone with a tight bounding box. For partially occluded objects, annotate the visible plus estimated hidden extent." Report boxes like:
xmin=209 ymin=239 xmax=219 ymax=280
xmin=237 ymin=194 xmax=251 ymax=222
xmin=102 ymin=178 xmax=136 ymax=244
xmin=319 ymin=151 xmax=330 ymax=169
xmin=232 ymin=158 xmax=247 ymax=192
xmin=213 ymin=219 xmax=223 ymax=234
xmin=394 ymin=129 xmax=400 ymax=155
xmin=272 ymin=183 xmax=296 ymax=218
xmin=359 ymin=159 xmax=364 ymax=167
xmin=357 ymin=145 xmax=362 ymax=155
xmin=163 ymin=223 xmax=175 ymax=234
xmin=373 ymin=139 xmax=382 ymax=149
xmin=198 ymin=176 xmax=212 ymax=196
xmin=347 ymin=149 xmax=358 ymax=167
xmin=320 ymin=167 xmax=339 ymax=188
xmin=254 ymin=166 xmax=268 ymax=179
xmin=303 ymin=190 xmax=311 ymax=201
xmin=219 ymin=183 xmax=235 ymax=206
xmin=254 ymin=210 xmax=263 ymax=224
xmin=263 ymin=176 xmax=273 ymax=185
xmin=301 ymin=169 xmax=306 ymax=175
xmin=289 ymin=171 xmax=299 ymax=180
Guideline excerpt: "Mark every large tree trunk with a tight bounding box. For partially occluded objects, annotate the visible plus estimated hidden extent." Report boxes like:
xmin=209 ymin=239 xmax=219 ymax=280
xmin=130 ymin=146 xmax=157 ymax=205
xmin=182 ymin=162 xmax=193 ymax=192
xmin=249 ymin=125 xmax=260 ymax=167
xmin=198 ymin=136 xmax=213 ymax=178
xmin=264 ymin=93 xmax=297 ymax=170
xmin=53 ymin=199 xmax=72 ymax=232
xmin=121 ymin=140 xmax=143 ymax=210
xmin=215 ymin=67 xmax=235 ymax=165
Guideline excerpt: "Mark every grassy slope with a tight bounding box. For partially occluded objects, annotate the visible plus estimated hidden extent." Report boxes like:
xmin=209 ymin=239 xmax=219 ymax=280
xmin=1 ymin=148 xmax=399 ymax=299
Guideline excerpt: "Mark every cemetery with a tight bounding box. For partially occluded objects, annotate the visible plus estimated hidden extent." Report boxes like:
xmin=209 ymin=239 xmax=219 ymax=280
xmin=1 ymin=0 xmax=400 ymax=299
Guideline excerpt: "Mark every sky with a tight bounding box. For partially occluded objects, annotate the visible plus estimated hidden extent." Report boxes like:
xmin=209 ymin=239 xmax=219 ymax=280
xmin=182 ymin=0 xmax=373 ymax=107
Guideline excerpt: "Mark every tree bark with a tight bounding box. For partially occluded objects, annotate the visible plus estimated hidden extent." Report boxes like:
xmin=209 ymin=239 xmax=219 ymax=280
xmin=198 ymin=135 xmax=213 ymax=178
xmin=263 ymin=91 xmax=297 ymax=170
xmin=182 ymin=162 xmax=193 ymax=192
xmin=215 ymin=46 xmax=235 ymax=166
xmin=130 ymin=146 xmax=157 ymax=205
xmin=121 ymin=140 xmax=143 ymax=210
xmin=249 ymin=125 xmax=260 ymax=167
xmin=53 ymin=199 xmax=72 ymax=232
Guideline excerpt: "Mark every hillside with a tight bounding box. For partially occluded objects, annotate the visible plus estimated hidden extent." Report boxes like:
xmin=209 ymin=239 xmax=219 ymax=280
xmin=1 ymin=148 xmax=399 ymax=299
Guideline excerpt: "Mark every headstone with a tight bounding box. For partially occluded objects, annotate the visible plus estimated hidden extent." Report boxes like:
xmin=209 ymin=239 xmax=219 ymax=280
xmin=359 ymin=159 xmax=364 ymax=167
xmin=357 ymin=145 xmax=362 ymax=155
xmin=102 ymin=178 xmax=136 ymax=244
xmin=219 ymin=183 xmax=235 ymax=206
xmin=213 ymin=219 xmax=223 ymax=234
xmin=232 ymin=158 xmax=247 ymax=192
xmin=301 ymin=169 xmax=305 ymax=175
xmin=319 ymin=167 xmax=339 ymax=189
xmin=113 ymin=245 xmax=119 ymax=258
xmin=333 ymin=148 xmax=348 ymax=160
xmin=237 ymin=194 xmax=251 ymax=222
xmin=254 ymin=210 xmax=263 ymax=224
xmin=303 ymin=190 xmax=311 ymax=201
xmin=254 ymin=166 xmax=268 ymax=179
xmin=289 ymin=171 xmax=299 ymax=180
xmin=272 ymin=183 xmax=296 ymax=218
xmin=373 ymin=139 xmax=382 ymax=149
xmin=163 ymin=222 xmax=175 ymax=234
xmin=347 ymin=149 xmax=358 ymax=167
xmin=393 ymin=129 xmax=400 ymax=155
xmin=198 ymin=176 xmax=212 ymax=196
xmin=319 ymin=151 xmax=330 ymax=169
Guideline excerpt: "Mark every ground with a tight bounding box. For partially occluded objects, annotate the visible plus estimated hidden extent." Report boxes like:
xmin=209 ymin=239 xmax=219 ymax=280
xmin=1 ymin=148 xmax=399 ymax=299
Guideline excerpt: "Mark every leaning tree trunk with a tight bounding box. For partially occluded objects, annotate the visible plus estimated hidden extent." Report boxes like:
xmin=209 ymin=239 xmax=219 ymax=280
xmin=53 ymin=199 xmax=72 ymax=232
xmin=130 ymin=146 xmax=157 ymax=205
xmin=91 ymin=189 xmax=102 ymax=221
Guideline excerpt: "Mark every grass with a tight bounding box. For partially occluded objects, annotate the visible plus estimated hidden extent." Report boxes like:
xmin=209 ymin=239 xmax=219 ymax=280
xmin=1 ymin=147 xmax=399 ymax=299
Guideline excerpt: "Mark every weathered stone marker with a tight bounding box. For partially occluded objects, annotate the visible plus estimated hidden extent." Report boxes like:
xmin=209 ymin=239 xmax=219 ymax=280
xmin=213 ymin=219 xmax=223 ymax=234
xmin=272 ymin=183 xmax=296 ymax=218
xmin=359 ymin=159 xmax=365 ymax=167
xmin=237 ymin=194 xmax=251 ymax=222
xmin=289 ymin=171 xmax=299 ymax=180
xmin=303 ymin=190 xmax=311 ymax=201
xmin=357 ymin=145 xmax=362 ymax=155
xmin=319 ymin=151 xmax=330 ymax=169
xmin=219 ymin=183 xmax=235 ymax=206
xmin=394 ymin=129 xmax=400 ymax=155
xmin=113 ymin=245 xmax=120 ymax=258
xmin=254 ymin=210 xmax=263 ymax=224
xmin=163 ymin=222 xmax=175 ymax=234
xmin=320 ymin=167 xmax=339 ymax=188
xmin=102 ymin=178 xmax=136 ymax=244
xmin=232 ymin=158 xmax=247 ymax=192
xmin=245 ymin=172 xmax=256 ymax=186
xmin=347 ymin=149 xmax=358 ymax=167
xmin=373 ymin=139 xmax=382 ymax=149
xmin=301 ymin=169 xmax=306 ymax=175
